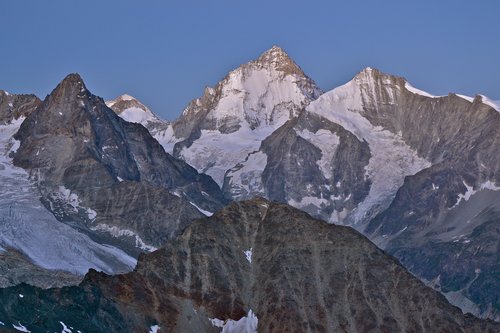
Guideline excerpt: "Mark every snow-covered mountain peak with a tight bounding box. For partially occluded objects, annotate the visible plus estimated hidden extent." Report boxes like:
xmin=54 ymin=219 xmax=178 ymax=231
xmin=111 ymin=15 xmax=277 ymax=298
xmin=170 ymin=47 xmax=323 ymax=185
xmin=183 ymin=46 xmax=321 ymax=130
xmin=352 ymin=67 xmax=404 ymax=87
xmin=252 ymin=45 xmax=305 ymax=76
xmin=106 ymin=94 xmax=147 ymax=110
xmin=106 ymin=94 xmax=160 ymax=125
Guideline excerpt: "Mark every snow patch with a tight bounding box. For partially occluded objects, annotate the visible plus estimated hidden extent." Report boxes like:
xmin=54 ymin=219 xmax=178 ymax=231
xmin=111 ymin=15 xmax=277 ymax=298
xmin=149 ymin=325 xmax=160 ymax=333
xmin=153 ymin=124 xmax=179 ymax=155
xmin=308 ymin=79 xmax=431 ymax=225
xmin=18 ymin=294 xmax=23 ymax=298
xmin=118 ymin=107 xmax=157 ymax=125
xmin=209 ymin=310 xmax=258 ymax=333
xmin=189 ymin=202 xmax=213 ymax=216
xmin=225 ymin=151 xmax=267 ymax=200
xmin=90 ymin=224 xmax=157 ymax=252
xmin=456 ymin=94 xmax=474 ymax=103
xmin=452 ymin=180 xmax=500 ymax=208
xmin=60 ymin=321 xmax=72 ymax=333
xmin=244 ymin=248 xmax=252 ymax=263
xmin=479 ymin=94 xmax=500 ymax=112
xmin=12 ymin=322 xmax=30 ymax=332
xmin=295 ymin=128 xmax=339 ymax=179
xmin=405 ymin=82 xmax=440 ymax=98
xmin=288 ymin=195 xmax=329 ymax=212
xmin=180 ymin=126 xmax=276 ymax=186
xmin=53 ymin=186 xmax=97 ymax=221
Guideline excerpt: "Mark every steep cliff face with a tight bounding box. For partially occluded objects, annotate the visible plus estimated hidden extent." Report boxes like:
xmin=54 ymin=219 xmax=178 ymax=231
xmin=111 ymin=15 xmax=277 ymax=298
xmin=0 ymin=90 xmax=40 ymax=124
xmin=0 ymin=91 xmax=136 ymax=288
xmin=361 ymin=88 xmax=500 ymax=320
xmin=1 ymin=199 xmax=497 ymax=333
xmin=320 ymin=68 xmax=500 ymax=321
xmin=9 ymin=74 xmax=227 ymax=262
xmin=223 ymin=111 xmax=372 ymax=223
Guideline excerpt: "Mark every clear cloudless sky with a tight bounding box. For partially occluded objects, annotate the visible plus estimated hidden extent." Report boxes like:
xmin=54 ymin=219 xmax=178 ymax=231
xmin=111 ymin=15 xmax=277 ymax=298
xmin=1 ymin=0 xmax=499 ymax=120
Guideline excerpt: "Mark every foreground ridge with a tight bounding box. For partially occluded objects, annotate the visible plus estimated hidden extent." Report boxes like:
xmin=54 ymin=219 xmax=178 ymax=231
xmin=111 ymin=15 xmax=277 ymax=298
xmin=0 ymin=199 xmax=497 ymax=332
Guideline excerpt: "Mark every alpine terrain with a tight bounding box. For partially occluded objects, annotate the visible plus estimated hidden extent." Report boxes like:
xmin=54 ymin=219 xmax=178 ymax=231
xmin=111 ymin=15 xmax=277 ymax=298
xmin=107 ymin=47 xmax=500 ymax=321
xmin=0 ymin=199 xmax=498 ymax=332
xmin=0 ymin=76 xmax=227 ymax=289
xmin=0 ymin=45 xmax=498 ymax=331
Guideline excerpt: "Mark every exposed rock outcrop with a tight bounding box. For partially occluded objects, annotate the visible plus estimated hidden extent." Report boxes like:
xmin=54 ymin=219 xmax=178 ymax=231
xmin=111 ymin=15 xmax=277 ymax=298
xmin=0 ymin=199 xmax=497 ymax=332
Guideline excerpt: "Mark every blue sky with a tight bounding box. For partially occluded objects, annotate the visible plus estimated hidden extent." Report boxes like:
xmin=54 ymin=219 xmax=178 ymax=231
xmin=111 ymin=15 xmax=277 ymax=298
xmin=1 ymin=0 xmax=499 ymax=120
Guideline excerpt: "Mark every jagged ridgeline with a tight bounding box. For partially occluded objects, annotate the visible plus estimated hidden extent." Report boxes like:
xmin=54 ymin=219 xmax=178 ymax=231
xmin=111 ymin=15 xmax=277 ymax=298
xmin=0 ymin=45 xmax=499 ymax=331
xmin=0 ymin=200 xmax=498 ymax=332
xmin=0 ymin=75 xmax=228 ymax=290
xmin=107 ymin=47 xmax=500 ymax=321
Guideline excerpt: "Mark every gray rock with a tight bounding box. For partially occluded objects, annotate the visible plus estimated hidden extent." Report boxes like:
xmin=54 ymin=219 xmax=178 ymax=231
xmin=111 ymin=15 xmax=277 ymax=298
xmin=224 ymin=111 xmax=372 ymax=223
xmin=0 ymin=248 xmax=81 ymax=288
xmin=0 ymin=90 xmax=40 ymax=124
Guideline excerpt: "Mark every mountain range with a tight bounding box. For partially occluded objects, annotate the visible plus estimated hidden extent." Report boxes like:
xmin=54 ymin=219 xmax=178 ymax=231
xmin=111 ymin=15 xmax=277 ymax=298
xmin=0 ymin=46 xmax=498 ymax=331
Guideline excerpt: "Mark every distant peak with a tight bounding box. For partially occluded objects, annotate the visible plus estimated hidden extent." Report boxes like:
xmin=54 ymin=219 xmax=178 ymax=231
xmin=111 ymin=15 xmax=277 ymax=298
xmin=106 ymin=94 xmax=139 ymax=108
xmin=60 ymin=73 xmax=86 ymax=87
xmin=117 ymin=94 xmax=136 ymax=101
xmin=54 ymin=73 xmax=88 ymax=95
xmin=105 ymin=94 xmax=158 ymax=122
xmin=253 ymin=45 xmax=306 ymax=77
xmin=49 ymin=73 xmax=89 ymax=102
xmin=257 ymin=45 xmax=292 ymax=63
xmin=352 ymin=67 xmax=406 ymax=85
xmin=355 ymin=67 xmax=380 ymax=77
xmin=268 ymin=45 xmax=287 ymax=55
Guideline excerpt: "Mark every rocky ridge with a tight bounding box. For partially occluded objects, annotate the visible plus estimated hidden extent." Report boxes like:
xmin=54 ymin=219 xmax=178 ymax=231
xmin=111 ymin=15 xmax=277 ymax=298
xmin=0 ymin=74 xmax=228 ymax=288
xmin=0 ymin=199 xmax=497 ymax=333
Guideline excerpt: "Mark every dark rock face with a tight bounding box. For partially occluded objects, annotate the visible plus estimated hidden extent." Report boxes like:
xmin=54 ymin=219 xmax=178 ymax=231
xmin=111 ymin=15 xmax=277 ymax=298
xmin=0 ymin=249 xmax=81 ymax=288
xmin=223 ymin=111 xmax=372 ymax=223
xmin=0 ymin=90 xmax=40 ymax=124
xmin=12 ymin=74 xmax=227 ymax=253
xmin=0 ymin=199 xmax=497 ymax=333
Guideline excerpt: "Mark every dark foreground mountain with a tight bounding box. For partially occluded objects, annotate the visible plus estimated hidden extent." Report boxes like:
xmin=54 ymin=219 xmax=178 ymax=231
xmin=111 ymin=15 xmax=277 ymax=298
xmin=0 ymin=199 xmax=497 ymax=333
